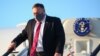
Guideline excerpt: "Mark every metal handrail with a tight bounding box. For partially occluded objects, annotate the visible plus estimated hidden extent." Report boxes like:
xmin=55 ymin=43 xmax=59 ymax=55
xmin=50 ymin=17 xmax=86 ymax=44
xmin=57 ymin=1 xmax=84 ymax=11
xmin=90 ymin=44 xmax=100 ymax=56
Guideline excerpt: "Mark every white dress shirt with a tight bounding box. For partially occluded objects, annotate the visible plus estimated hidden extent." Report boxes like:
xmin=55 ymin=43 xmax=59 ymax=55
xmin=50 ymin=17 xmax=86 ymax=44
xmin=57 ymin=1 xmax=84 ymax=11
xmin=34 ymin=15 xmax=46 ymax=52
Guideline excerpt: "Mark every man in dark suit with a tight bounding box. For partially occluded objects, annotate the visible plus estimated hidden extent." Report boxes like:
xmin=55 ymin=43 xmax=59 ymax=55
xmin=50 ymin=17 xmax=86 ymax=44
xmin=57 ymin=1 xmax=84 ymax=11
xmin=3 ymin=3 xmax=65 ymax=56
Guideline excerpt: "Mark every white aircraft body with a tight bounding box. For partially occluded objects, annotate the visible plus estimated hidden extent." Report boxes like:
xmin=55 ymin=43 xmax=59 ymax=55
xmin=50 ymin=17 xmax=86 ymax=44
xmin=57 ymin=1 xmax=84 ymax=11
xmin=0 ymin=18 xmax=100 ymax=56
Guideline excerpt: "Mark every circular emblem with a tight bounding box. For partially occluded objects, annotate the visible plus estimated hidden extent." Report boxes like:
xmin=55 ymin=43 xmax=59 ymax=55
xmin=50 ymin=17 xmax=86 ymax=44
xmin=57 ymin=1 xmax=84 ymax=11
xmin=74 ymin=18 xmax=90 ymax=36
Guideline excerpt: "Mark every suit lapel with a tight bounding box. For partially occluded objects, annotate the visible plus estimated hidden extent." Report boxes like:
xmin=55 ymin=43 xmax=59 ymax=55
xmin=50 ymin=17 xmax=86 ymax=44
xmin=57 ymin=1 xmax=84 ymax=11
xmin=30 ymin=19 xmax=36 ymax=45
xmin=43 ymin=21 xmax=48 ymax=35
xmin=43 ymin=16 xmax=49 ymax=36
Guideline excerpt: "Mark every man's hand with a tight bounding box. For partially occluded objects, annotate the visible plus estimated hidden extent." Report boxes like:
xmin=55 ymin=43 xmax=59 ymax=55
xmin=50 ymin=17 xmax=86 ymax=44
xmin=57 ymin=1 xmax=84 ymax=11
xmin=54 ymin=52 xmax=61 ymax=56
xmin=8 ymin=42 xmax=16 ymax=50
xmin=3 ymin=42 xmax=16 ymax=56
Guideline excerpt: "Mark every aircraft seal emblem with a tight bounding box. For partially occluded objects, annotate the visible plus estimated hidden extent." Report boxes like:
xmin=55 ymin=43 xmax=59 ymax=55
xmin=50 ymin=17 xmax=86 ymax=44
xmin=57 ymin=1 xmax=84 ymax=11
xmin=74 ymin=18 xmax=90 ymax=36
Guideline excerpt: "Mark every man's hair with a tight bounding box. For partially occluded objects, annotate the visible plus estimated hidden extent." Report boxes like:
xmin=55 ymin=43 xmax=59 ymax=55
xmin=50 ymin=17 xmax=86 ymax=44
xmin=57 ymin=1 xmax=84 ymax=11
xmin=32 ymin=3 xmax=45 ymax=9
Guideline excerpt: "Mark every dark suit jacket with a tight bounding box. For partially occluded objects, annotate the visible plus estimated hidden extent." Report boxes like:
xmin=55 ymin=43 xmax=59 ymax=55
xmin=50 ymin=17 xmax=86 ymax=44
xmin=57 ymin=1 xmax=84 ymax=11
xmin=12 ymin=15 xmax=65 ymax=56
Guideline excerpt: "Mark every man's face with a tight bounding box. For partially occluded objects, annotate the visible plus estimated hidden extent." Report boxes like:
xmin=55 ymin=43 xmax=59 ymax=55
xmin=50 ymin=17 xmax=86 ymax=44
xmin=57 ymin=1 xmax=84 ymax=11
xmin=32 ymin=7 xmax=45 ymax=21
xmin=33 ymin=7 xmax=44 ymax=16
